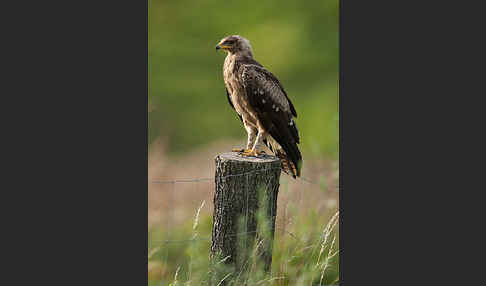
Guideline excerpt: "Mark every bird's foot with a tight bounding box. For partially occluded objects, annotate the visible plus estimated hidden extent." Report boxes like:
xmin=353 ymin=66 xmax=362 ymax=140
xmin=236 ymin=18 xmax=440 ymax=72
xmin=232 ymin=148 xmax=246 ymax=153
xmin=240 ymin=149 xmax=266 ymax=157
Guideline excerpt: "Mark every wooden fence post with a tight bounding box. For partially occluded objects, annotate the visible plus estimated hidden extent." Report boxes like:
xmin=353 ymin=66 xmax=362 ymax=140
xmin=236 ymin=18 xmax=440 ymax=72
xmin=210 ymin=152 xmax=281 ymax=285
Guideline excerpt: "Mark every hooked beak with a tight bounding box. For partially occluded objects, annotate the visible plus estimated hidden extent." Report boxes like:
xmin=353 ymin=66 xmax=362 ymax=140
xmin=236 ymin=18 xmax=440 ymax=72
xmin=216 ymin=43 xmax=231 ymax=51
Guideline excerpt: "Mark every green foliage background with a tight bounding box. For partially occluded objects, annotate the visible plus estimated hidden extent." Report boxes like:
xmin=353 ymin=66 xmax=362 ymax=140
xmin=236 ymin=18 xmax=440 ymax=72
xmin=149 ymin=0 xmax=339 ymax=159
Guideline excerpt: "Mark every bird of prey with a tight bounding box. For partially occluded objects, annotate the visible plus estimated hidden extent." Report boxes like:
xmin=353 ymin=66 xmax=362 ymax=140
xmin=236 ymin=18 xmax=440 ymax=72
xmin=216 ymin=35 xmax=302 ymax=178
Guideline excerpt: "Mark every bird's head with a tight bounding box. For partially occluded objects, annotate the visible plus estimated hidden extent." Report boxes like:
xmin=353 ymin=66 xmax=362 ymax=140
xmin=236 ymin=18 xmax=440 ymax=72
xmin=216 ymin=35 xmax=253 ymax=57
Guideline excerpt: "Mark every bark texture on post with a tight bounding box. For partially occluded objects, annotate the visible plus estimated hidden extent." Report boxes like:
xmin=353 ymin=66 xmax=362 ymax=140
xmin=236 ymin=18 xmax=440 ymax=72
xmin=210 ymin=152 xmax=281 ymax=284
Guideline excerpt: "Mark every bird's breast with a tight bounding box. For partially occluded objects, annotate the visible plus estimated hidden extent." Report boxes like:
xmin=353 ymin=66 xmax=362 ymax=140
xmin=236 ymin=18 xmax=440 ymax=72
xmin=223 ymin=56 xmax=259 ymax=126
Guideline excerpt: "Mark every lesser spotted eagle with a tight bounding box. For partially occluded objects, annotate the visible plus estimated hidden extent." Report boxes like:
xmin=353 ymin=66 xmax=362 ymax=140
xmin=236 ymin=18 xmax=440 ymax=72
xmin=216 ymin=35 xmax=302 ymax=178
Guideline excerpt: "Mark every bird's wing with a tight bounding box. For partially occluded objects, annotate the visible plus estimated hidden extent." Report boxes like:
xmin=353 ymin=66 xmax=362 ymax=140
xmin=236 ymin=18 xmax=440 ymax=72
xmin=239 ymin=64 xmax=302 ymax=176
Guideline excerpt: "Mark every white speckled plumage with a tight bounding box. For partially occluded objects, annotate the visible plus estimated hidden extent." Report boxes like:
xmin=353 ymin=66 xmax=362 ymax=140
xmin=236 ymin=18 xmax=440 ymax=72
xmin=217 ymin=35 xmax=302 ymax=178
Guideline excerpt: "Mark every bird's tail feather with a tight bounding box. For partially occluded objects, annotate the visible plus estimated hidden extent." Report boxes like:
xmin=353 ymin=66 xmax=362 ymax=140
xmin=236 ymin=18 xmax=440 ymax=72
xmin=275 ymin=149 xmax=298 ymax=179
xmin=264 ymin=138 xmax=302 ymax=179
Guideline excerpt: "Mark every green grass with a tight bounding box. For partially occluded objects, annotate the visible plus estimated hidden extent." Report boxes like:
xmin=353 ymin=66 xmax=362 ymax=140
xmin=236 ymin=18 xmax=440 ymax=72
xmin=148 ymin=205 xmax=339 ymax=285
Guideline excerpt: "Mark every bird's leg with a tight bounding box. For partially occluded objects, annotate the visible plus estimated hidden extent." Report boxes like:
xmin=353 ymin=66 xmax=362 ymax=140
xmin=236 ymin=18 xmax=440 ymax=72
xmin=241 ymin=129 xmax=266 ymax=157
xmin=246 ymin=127 xmax=257 ymax=150
xmin=232 ymin=122 xmax=256 ymax=153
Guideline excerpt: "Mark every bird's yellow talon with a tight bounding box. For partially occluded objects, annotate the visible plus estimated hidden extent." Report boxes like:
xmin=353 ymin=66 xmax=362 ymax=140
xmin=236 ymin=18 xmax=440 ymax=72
xmin=239 ymin=149 xmax=265 ymax=157
xmin=240 ymin=149 xmax=255 ymax=157
xmin=232 ymin=148 xmax=245 ymax=153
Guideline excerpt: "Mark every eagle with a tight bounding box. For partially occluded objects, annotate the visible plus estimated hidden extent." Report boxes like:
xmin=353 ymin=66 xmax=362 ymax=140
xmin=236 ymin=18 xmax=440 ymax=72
xmin=216 ymin=35 xmax=302 ymax=178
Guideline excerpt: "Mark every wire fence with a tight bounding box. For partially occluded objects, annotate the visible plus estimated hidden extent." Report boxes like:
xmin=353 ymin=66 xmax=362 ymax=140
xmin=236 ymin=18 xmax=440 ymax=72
xmin=149 ymin=167 xmax=339 ymax=241
xmin=148 ymin=167 xmax=339 ymax=283
xmin=151 ymin=168 xmax=334 ymax=187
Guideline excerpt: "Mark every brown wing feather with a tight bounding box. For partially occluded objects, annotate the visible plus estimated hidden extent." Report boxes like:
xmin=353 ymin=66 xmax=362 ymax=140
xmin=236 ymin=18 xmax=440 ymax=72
xmin=239 ymin=64 xmax=302 ymax=177
xmin=233 ymin=56 xmax=297 ymax=117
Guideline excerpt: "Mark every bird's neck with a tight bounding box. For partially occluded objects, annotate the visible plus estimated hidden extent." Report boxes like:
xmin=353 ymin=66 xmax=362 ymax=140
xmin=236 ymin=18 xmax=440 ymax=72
xmin=224 ymin=53 xmax=235 ymax=67
xmin=228 ymin=50 xmax=254 ymax=60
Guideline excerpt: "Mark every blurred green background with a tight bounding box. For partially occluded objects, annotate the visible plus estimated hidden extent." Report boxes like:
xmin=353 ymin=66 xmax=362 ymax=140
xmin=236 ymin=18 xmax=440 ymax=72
xmin=149 ymin=0 xmax=339 ymax=160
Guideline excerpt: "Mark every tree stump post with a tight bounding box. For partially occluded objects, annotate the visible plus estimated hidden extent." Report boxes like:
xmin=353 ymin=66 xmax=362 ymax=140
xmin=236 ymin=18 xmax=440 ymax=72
xmin=210 ymin=152 xmax=281 ymax=285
